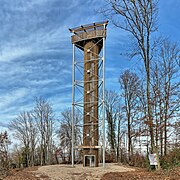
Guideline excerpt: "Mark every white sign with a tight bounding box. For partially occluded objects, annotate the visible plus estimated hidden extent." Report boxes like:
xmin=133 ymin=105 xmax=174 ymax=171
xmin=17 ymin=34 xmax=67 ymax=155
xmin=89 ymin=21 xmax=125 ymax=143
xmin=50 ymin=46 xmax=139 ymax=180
xmin=148 ymin=154 xmax=158 ymax=165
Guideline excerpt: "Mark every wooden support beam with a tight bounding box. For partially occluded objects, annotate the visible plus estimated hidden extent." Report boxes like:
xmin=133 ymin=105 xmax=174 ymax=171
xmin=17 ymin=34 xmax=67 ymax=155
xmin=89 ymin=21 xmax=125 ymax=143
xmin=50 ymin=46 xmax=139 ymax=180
xmin=75 ymin=146 xmax=101 ymax=149
xmin=81 ymin=25 xmax=87 ymax=32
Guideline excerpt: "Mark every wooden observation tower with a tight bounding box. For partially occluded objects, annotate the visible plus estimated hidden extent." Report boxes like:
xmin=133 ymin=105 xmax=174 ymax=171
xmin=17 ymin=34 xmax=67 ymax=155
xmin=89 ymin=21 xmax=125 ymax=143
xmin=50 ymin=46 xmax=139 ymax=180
xmin=69 ymin=21 xmax=108 ymax=167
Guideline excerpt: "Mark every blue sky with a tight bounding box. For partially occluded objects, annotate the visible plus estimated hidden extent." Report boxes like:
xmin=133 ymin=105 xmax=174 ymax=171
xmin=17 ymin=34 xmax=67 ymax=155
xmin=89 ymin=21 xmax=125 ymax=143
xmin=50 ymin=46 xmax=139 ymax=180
xmin=0 ymin=0 xmax=180 ymax=127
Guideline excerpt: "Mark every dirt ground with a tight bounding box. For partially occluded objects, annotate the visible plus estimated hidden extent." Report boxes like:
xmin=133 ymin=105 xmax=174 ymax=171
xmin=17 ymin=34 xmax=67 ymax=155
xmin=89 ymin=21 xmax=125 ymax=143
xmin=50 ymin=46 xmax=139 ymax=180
xmin=101 ymin=166 xmax=180 ymax=180
xmin=3 ymin=166 xmax=49 ymax=180
xmin=37 ymin=163 xmax=135 ymax=180
xmin=3 ymin=164 xmax=180 ymax=180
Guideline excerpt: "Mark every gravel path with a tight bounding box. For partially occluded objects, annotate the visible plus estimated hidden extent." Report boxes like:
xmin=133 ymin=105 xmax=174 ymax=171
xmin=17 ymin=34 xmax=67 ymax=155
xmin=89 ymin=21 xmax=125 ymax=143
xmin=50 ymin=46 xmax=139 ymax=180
xmin=37 ymin=163 xmax=135 ymax=180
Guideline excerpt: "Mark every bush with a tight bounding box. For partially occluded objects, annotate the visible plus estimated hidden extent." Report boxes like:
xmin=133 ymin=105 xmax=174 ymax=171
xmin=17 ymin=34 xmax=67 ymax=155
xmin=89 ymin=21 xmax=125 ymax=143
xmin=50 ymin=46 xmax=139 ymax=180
xmin=129 ymin=152 xmax=148 ymax=168
xmin=160 ymin=148 xmax=180 ymax=169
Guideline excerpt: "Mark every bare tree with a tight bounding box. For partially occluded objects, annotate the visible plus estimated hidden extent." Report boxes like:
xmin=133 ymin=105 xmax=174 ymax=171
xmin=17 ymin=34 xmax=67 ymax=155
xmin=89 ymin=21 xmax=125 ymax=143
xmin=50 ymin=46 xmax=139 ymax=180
xmin=33 ymin=97 xmax=54 ymax=165
xmin=58 ymin=108 xmax=82 ymax=163
xmin=0 ymin=131 xmax=11 ymax=175
xmin=11 ymin=144 xmax=23 ymax=168
xmin=116 ymin=106 xmax=125 ymax=162
xmin=105 ymin=90 xmax=120 ymax=161
xmin=152 ymin=39 xmax=180 ymax=156
xmin=119 ymin=70 xmax=140 ymax=162
xmin=101 ymin=0 xmax=160 ymax=168
xmin=172 ymin=121 xmax=180 ymax=148
xmin=9 ymin=112 xmax=37 ymax=167
xmin=58 ymin=109 xmax=72 ymax=163
xmin=159 ymin=40 xmax=180 ymax=155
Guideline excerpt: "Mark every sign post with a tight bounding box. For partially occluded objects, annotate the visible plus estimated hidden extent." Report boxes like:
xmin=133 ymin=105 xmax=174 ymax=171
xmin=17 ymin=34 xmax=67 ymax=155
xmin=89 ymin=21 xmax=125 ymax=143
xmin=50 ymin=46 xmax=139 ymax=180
xmin=148 ymin=153 xmax=158 ymax=169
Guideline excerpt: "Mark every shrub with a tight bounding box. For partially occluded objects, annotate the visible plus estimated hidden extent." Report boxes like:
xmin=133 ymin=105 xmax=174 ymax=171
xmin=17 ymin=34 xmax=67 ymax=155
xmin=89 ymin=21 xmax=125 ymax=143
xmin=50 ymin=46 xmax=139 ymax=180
xmin=160 ymin=148 xmax=180 ymax=169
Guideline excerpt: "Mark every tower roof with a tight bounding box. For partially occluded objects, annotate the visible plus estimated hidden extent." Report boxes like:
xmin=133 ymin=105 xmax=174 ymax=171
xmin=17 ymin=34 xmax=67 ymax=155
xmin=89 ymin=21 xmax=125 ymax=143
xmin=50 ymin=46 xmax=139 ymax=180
xmin=69 ymin=21 xmax=108 ymax=34
xmin=69 ymin=21 xmax=108 ymax=49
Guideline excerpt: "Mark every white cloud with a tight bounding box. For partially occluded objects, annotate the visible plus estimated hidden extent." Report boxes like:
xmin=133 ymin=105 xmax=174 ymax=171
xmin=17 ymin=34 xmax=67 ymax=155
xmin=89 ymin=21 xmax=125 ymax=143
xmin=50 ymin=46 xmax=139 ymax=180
xmin=0 ymin=24 xmax=69 ymax=63
xmin=0 ymin=88 xmax=28 ymax=109
xmin=0 ymin=47 xmax=32 ymax=62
